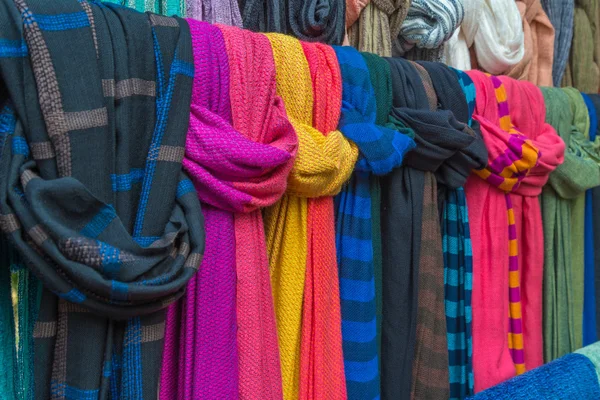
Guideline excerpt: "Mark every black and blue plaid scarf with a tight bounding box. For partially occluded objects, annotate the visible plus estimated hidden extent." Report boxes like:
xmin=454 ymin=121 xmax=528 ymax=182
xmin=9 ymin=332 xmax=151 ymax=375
xmin=0 ymin=0 xmax=204 ymax=398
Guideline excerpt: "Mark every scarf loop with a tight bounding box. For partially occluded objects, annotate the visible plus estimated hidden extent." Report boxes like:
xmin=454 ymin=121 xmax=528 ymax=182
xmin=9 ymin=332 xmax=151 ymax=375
xmin=465 ymin=70 xmax=564 ymax=392
xmin=220 ymin=25 xmax=299 ymax=400
xmin=540 ymin=0 xmax=575 ymax=86
xmin=0 ymin=2 xmax=205 ymax=398
xmin=540 ymin=87 xmax=599 ymax=362
xmin=263 ymin=33 xmax=357 ymax=400
xmin=333 ymin=45 xmax=415 ymax=400
xmin=186 ymin=0 xmax=242 ymax=26
xmin=239 ymin=0 xmax=346 ymax=44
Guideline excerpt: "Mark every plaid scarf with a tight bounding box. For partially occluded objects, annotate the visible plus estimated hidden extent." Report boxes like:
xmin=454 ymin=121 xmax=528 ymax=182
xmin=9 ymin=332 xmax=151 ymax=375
xmin=0 ymin=1 xmax=204 ymax=398
xmin=333 ymin=45 xmax=415 ymax=400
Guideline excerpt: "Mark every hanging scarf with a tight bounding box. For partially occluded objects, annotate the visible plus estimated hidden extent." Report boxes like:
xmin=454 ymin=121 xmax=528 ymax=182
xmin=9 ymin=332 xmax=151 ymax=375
xmin=102 ymin=0 xmax=185 ymax=15
xmin=590 ymin=95 xmax=600 ymax=340
xmin=540 ymin=0 xmax=575 ymax=86
xmin=394 ymin=0 xmax=464 ymax=58
xmin=540 ymin=88 xmax=598 ymax=362
xmin=333 ymin=46 xmax=415 ymax=400
xmin=582 ymin=93 xmax=599 ymax=347
xmin=239 ymin=0 xmax=346 ymax=44
xmin=441 ymin=68 xmax=481 ymax=400
xmin=505 ymin=0 xmax=554 ymax=86
xmin=465 ymin=71 xmax=564 ymax=392
xmin=347 ymin=0 xmax=412 ymax=56
xmin=562 ymin=1 xmax=600 ymax=92
xmin=159 ymin=20 xmax=242 ymax=399
xmin=0 ymin=2 xmax=204 ymax=398
xmin=300 ymin=41 xmax=356 ymax=400
xmin=346 ymin=0 xmax=371 ymax=27
xmin=186 ymin=0 xmax=243 ymax=26
xmin=263 ymin=34 xmax=356 ymax=400
xmin=443 ymin=0 xmax=483 ymax=70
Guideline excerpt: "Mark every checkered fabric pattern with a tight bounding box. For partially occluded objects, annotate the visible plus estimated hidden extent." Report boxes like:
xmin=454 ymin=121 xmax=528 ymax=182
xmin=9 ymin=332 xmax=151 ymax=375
xmin=0 ymin=0 xmax=204 ymax=398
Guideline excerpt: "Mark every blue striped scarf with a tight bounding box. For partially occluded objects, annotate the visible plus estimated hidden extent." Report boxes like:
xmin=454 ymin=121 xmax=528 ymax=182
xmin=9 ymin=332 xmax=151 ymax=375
xmin=443 ymin=68 xmax=476 ymax=399
xmin=333 ymin=46 xmax=414 ymax=400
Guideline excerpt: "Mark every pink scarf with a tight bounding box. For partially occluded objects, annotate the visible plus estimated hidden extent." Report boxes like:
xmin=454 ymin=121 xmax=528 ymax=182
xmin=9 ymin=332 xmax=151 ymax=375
xmin=160 ymin=20 xmax=297 ymax=399
xmin=465 ymin=71 xmax=564 ymax=392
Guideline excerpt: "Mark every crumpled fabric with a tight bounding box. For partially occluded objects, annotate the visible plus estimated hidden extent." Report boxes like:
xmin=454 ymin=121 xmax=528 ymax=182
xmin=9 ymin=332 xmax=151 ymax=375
xmin=394 ymin=0 xmax=464 ymax=58
xmin=541 ymin=0 xmax=575 ymax=86
xmin=540 ymin=88 xmax=600 ymax=363
xmin=346 ymin=0 xmax=412 ymax=56
xmin=465 ymin=71 xmax=564 ymax=392
xmin=239 ymin=0 xmax=346 ymax=44
xmin=186 ymin=0 xmax=242 ymax=26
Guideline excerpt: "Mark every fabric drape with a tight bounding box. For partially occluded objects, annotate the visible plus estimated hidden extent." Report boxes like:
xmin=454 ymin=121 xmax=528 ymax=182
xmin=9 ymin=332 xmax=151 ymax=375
xmin=540 ymin=88 xmax=599 ymax=362
xmin=582 ymin=93 xmax=599 ymax=347
xmin=443 ymin=0 xmax=483 ymax=70
xmin=540 ymin=0 xmax=575 ymax=86
xmin=160 ymin=20 xmax=240 ymax=399
xmin=333 ymin=46 xmax=415 ymax=400
xmin=346 ymin=0 xmax=411 ymax=56
xmin=505 ymin=0 xmax=554 ymax=86
xmin=590 ymin=95 xmax=600 ymax=340
xmin=562 ymin=0 xmax=600 ymax=92
xmin=0 ymin=2 xmax=206 ymax=399
xmin=186 ymin=0 xmax=243 ymax=26
xmin=346 ymin=0 xmax=371 ymax=27
xmin=465 ymin=71 xmax=564 ymax=392
xmin=239 ymin=0 xmax=346 ymax=44
xmin=102 ymin=0 xmax=185 ymax=15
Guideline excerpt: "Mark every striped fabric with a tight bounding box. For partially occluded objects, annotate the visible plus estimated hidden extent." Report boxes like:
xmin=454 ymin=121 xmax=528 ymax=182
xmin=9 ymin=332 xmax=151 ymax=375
xmin=333 ymin=45 xmax=414 ymax=400
xmin=474 ymin=75 xmax=542 ymax=376
xmin=102 ymin=0 xmax=185 ymax=16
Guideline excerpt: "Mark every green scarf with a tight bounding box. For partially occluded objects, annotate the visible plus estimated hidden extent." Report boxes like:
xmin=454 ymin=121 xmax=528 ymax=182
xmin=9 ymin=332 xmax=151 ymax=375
xmin=541 ymin=87 xmax=600 ymax=362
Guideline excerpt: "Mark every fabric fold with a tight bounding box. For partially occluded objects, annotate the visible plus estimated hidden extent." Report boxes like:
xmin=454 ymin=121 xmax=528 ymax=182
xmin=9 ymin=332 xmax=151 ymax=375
xmin=466 ymin=71 xmax=564 ymax=392
xmin=186 ymin=0 xmax=242 ymax=25
xmin=540 ymin=0 xmax=575 ymax=86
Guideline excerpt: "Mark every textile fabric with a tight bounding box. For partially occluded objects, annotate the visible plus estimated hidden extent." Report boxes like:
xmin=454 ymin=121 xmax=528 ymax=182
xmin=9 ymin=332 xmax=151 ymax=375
xmin=589 ymin=95 xmax=600 ymax=340
xmin=102 ymin=0 xmax=185 ymax=16
xmin=576 ymin=341 xmax=600 ymax=379
xmin=160 ymin=20 xmax=240 ymax=400
xmin=540 ymin=0 xmax=575 ymax=86
xmin=0 ymin=2 xmax=205 ymax=399
xmin=540 ymin=87 xmax=598 ymax=363
xmin=466 ymin=70 xmax=564 ymax=392
xmin=186 ymin=0 xmax=242 ymax=25
xmin=333 ymin=45 xmax=415 ymax=400
xmin=239 ymin=0 xmax=346 ymax=44
xmin=346 ymin=0 xmax=370 ymax=27
xmin=467 ymin=352 xmax=600 ymax=399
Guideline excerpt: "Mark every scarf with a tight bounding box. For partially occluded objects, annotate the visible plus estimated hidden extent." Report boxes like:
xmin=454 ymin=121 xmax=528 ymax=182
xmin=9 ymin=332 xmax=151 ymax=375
xmin=347 ymin=0 xmax=412 ymax=56
xmin=562 ymin=0 xmax=600 ymax=92
xmin=590 ymin=95 xmax=600 ymax=340
xmin=263 ymin=34 xmax=355 ymax=400
xmin=540 ymin=88 xmax=598 ymax=363
xmin=395 ymin=0 xmax=464 ymax=58
xmin=462 ymin=0 xmax=525 ymax=75
xmin=540 ymin=0 xmax=575 ymax=86
xmin=443 ymin=0 xmax=483 ymax=70
xmin=102 ymin=0 xmax=185 ymax=15
xmin=576 ymin=341 xmax=600 ymax=378
xmin=186 ymin=0 xmax=242 ymax=26
xmin=239 ymin=0 xmax=346 ymax=44
xmin=299 ymin=40 xmax=356 ymax=400
xmin=0 ymin=2 xmax=205 ymax=399
xmin=442 ymin=68 xmax=481 ymax=400
xmin=467 ymin=352 xmax=600 ymax=399
xmin=465 ymin=71 xmax=564 ymax=392
xmin=583 ymin=93 xmax=599 ymax=347
xmin=346 ymin=0 xmax=370 ymax=27
xmin=333 ymin=46 xmax=415 ymax=400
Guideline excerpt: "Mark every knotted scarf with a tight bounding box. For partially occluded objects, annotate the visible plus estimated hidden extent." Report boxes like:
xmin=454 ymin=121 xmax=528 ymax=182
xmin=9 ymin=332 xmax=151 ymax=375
xmin=383 ymin=58 xmax=486 ymax=400
xmin=299 ymin=41 xmax=357 ymax=400
xmin=186 ymin=0 xmax=242 ymax=26
xmin=460 ymin=0 xmax=525 ymax=75
xmin=0 ymin=2 xmax=205 ymax=398
xmin=589 ymin=95 xmax=600 ymax=340
xmin=506 ymin=0 xmax=554 ymax=86
xmin=263 ymin=34 xmax=356 ymax=400
xmin=333 ymin=46 xmax=415 ymax=400
xmin=102 ymin=0 xmax=185 ymax=16
xmin=465 ymin=71 xmax=564 ymax=392
xmin=562 ymin=0 xmax=600 ymax=92
xmin=582 ymin=93 xmax=599 ymax=347
xmin=347 ymin=0 xmax=411 ymax=56
xmin=395 ymin=0 xmax=464 ymax=58
xmin=540 ymin=0 xmax=575 ymax=86
xmin=160 ymin=20 xmax=239 ymax=399
xmin=540 ymin=87 xmax=599 ymax=363
xmin=239 ymin=0 xmax=346 ymax=44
